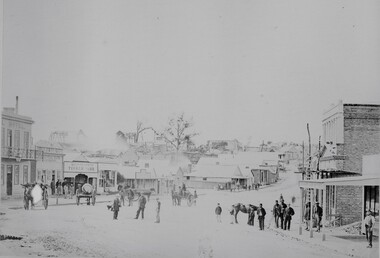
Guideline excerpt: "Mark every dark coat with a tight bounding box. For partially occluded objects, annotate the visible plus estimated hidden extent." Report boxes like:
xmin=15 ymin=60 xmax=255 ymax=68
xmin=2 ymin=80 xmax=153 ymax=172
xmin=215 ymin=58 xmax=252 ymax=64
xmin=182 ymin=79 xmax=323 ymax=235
xmin=280 ymin=202 xmax=287 ymax=214
xmin=113 ymin=198 xmax=121 ymax=211
xmin=138 ymin=196 xmax=146 ymax=208
xmin=257 ymin=207 xmax=266 ymax=218
xmin=215 ymin=206 xmax=222 ymax=215
xmin=304 ymin=206 xmax=311 ymax=220
xmin=284 ymin=207 xmax=295 ymax=220
xmin=273 ymin=204 xmax=281 ymax=216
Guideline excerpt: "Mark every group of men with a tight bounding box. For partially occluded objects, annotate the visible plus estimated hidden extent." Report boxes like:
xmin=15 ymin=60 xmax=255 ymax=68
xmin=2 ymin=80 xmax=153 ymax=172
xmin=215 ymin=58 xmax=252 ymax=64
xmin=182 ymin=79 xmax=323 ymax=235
xmin=303 ymin=201 xmax=323 ymax=232
xmin=111 ymin=192 xmax=161 ymax=224
xmin=272 ymin=197 xmax=295 ymax=230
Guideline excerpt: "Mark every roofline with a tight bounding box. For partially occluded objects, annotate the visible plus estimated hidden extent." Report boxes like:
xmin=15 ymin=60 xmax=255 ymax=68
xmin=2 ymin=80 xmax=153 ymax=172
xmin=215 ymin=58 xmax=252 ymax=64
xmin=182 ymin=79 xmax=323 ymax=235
xmin=343 ymin=104 xmax=380 ymax=107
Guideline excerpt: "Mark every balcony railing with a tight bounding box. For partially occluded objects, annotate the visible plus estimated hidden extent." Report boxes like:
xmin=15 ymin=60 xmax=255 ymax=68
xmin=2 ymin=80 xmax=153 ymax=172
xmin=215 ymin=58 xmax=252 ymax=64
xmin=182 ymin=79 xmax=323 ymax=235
xmin=1 ymin=147 xmax=41 ymax=160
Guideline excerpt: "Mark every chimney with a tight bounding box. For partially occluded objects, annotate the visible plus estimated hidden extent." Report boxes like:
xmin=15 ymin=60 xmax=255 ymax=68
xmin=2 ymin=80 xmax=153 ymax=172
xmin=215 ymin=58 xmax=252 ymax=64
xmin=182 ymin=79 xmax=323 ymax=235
xmin=15 ymin=96 xmax=19 ymax=114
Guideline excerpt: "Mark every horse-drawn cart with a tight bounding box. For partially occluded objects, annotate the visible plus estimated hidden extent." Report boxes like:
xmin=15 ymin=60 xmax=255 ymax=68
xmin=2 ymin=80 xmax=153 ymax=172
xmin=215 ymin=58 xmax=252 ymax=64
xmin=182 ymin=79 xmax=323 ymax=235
xmin=172 ymin=190 xmax=195 ymax=207
xmin=76 ymin=183 xmax=96 ymax=206
xmin=22 ymin=183 xmax=49 ymax=210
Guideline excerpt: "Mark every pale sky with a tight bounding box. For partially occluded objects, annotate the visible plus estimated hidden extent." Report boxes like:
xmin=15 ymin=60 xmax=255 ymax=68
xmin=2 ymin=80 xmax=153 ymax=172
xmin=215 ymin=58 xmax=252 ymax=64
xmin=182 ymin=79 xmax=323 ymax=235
xmin=2 ymin=0 xmax=380 ymax=148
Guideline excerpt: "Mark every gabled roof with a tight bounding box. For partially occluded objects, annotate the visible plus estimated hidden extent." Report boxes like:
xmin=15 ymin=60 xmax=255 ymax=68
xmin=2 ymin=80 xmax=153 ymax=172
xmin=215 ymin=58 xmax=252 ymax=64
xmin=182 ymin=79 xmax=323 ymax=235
xmin=188 ymin=165 xmax=246 ymax=179
xmin=64 ymin=152 xmax=89 ymax=162
xmin=35 ymin=140 xmax=63 ymax=150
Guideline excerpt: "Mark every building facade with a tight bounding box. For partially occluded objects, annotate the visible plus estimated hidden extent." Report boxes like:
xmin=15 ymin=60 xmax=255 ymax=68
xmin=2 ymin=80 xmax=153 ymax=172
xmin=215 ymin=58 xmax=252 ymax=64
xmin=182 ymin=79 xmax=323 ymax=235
xmin=300 ymin=102 xmax=380 ymax=226
xmin=35 ymin=140 xmax=64 ymax=187
xmin=1 ymin=99 xmax=38 ymax=198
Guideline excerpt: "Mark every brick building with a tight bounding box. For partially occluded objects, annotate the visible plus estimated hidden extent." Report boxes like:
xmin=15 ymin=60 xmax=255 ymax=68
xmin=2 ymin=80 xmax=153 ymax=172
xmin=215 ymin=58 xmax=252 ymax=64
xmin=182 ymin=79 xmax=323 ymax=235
xmin=299 ymin=102 xmax=380 ymax=226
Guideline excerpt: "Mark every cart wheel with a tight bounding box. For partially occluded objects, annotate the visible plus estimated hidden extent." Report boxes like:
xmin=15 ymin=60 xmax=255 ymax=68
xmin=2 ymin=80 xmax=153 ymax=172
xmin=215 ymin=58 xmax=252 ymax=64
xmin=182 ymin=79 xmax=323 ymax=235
xmin=76 ymin=196 xmax=80 ymax=206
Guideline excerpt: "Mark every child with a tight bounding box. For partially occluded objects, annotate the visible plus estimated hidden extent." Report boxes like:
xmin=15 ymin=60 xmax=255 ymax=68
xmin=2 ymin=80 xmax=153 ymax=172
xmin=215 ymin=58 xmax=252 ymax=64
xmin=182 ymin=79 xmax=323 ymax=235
xmin=113 ymin=194 xmax=121 ymax=220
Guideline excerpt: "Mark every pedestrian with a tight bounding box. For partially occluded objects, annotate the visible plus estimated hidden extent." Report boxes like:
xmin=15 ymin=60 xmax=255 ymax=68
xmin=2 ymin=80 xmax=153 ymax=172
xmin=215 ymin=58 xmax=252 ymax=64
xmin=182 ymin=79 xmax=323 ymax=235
xmin=64 ymin=183 xmax=69 ymax=199
xmin=284 ymin=203 xmax=295 ymax=230
xmin=279 ymin=200 xmax=287 ymax=229
xmin=135 ymin=193 xmax=146 ymax=220
xmin=229 ymin=205 xmax=235 ymax=224
xmin=119 ymin=188 xmax=125 ymax=206
xmin=113 ymin=194 xmax=121 ymax=220
xmin=56 ymin=179 xmax=62 ymax=196
xmin=215 ymin=203 xmax=222 ymax=223
xmin=273 ymin=200 xmax=281 ymax=228
xmin=364 ymin=210 xmax=375 ymax=248
xmin=279 ymin=193 xmax=284 ymax=203
xmin=193 ymin=190 xmax=198 ymax=206
xmin=127 ymin=188 xmax=134 ymax=206
xmin=257 ymin=203 xmax=266 ymax=230
xmin=247 ymin=205 xmax=255 ymax=226
xmin=155 ymin=197 xmax=161 ymax=223
xmin=314 ymin=202 xmax=323 ymax=232
xmin=304 ymin=202 xmax=311 ymax=231
xmin=50 ymin=180 xmax=55 ymax=195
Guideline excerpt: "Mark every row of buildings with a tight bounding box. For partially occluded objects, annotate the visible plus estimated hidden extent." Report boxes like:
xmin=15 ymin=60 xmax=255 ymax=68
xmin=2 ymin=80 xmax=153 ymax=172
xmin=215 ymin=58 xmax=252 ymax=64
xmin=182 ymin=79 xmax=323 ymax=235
xmin=298 ymin=101 xmax=379 ymax=231
xmin=1 ymin=98 xmax=286 ymax=198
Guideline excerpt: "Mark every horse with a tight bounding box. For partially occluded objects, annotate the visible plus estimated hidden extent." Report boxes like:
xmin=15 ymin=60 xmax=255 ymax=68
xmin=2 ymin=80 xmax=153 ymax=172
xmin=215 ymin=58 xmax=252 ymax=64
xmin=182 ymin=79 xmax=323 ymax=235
xmin=233 ymin=203 xmax=259 ymax=224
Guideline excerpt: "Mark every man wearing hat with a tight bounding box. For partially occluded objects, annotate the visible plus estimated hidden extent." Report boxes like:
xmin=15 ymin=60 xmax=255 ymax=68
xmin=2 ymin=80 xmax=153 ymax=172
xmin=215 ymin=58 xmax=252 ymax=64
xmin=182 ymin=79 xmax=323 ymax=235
xmin=314 ymin=202 xmax=323 ymax=232
xmin=155 ymin=197 xmax=161 ymax=223
xmin=113 ymin=194 xmax=121 ymax=220
xmin=364 ymin=210 xmax=375 ymax=248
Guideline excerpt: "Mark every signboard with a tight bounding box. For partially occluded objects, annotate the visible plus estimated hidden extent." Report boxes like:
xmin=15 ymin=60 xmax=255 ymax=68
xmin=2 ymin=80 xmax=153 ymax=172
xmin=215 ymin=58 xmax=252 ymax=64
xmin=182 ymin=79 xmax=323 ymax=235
xmin=64 ymin=162 xmax=98 ymax=173
xmin=135 ymin=170 xmax=151 ymax=179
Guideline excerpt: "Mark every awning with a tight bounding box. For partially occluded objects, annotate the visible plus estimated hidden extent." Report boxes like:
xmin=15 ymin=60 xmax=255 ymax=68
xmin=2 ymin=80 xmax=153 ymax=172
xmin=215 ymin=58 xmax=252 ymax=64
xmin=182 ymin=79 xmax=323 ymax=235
xmin=299 ymin=175 xmax=380 ymax=189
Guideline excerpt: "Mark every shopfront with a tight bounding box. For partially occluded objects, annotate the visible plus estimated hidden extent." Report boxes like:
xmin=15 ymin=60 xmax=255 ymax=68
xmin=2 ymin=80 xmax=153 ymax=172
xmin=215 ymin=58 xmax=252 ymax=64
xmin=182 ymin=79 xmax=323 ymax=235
xmin=64 ymin=161 xmax=98 ymax=193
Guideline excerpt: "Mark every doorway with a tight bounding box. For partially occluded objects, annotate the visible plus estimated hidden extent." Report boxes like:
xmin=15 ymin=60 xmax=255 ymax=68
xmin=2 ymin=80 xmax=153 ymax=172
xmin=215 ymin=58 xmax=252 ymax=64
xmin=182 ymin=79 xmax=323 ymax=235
xmin=6 ymin=165 xmax=12 ymax=195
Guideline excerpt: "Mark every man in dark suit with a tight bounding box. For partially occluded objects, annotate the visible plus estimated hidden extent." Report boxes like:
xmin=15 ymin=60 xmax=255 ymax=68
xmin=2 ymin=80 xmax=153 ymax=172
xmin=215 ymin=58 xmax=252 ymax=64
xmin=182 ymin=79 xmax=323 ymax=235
xmin=257 ymin=203 xmax=266 ymax=230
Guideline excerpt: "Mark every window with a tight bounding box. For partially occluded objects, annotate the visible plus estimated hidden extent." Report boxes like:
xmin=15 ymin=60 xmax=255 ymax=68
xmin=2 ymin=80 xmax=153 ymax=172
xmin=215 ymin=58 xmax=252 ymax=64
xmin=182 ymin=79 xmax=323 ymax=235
xmin=14 ymin=130 xmax=20 ymax=149
xmin=24 ymin=132 xmax=30 ymax=149
xmin=7 ymin=129 xmax=12 ymax=147
xmin=145 ymin=163 xmax=149 ymax=168
xmin=37 ymin=170 xmax=41 ymax=181
xmin=14 ymin=165 xmax=19 ymax=185
xmin=0 ymin=166 xmax=3 ymax=184
xmin=203 ymin=177 xmax=207 ymax=181
xmin=23 ymin=165 xmax=28 ymax=184
xmin=186 ymin=176 xmax=190 ymax=180
xmin=1 ymin=128 xmax=5 ymax=147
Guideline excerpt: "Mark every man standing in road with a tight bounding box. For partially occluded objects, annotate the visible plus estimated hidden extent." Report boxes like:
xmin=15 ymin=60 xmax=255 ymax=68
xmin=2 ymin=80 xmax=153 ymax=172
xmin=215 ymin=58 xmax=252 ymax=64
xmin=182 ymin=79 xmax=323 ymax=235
xmin=112 ymin=194 xmax=121 ymax=220
xmin=135 ymin=193 xmax=146 ymax=220
xmin=155 ymin=197 xmax=161 ymax=223
xmin=284 ymin=203 xmax=295 ymax=230
xmin=273 ymin=200 xmax=281 ymax=228
xmin=257 ymin=203 xmax=266 ymax=230
xmin=364 ymin=210 xmax=375 ymax=248
xmin=215 ymin=203 xmax=222 ymax=223
xmin=279 ymin=200 xmax=287 ymax=230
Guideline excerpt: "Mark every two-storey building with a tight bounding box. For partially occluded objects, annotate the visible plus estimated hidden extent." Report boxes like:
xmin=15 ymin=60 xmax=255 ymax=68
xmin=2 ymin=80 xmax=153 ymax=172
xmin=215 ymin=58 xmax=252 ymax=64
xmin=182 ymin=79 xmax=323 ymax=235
xmin=1 ymin=97 xmax=38 ymax=198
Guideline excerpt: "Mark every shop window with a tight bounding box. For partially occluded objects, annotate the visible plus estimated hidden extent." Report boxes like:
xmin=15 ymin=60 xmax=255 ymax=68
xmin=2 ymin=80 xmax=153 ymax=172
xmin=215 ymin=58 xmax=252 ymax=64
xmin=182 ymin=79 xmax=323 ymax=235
xmin=14 ymin=165 xmax=19 ymax=185
xmin=23 ymin=165 xmax=28 ymax=184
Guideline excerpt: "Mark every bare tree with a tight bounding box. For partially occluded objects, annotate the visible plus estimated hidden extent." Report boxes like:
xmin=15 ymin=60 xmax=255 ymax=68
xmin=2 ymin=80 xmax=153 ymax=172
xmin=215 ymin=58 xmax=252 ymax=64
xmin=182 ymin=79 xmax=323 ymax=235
xmin=152 ymin=113 xmax=198 ymax=152
xmin=134 ymin=120 xmax=150 ymax=143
